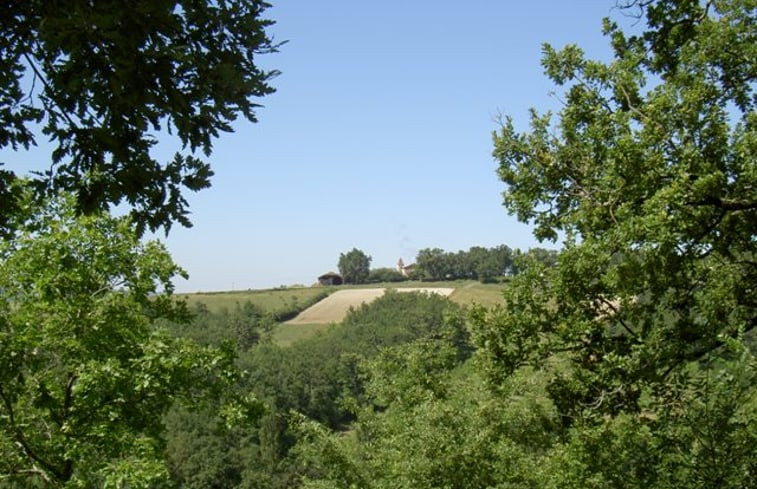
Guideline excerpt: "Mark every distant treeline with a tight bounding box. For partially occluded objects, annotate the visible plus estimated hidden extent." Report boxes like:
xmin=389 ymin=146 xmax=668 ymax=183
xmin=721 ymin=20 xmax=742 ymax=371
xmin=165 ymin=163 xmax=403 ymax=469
xmin=377 ymin=245 xmax=559 ymax=283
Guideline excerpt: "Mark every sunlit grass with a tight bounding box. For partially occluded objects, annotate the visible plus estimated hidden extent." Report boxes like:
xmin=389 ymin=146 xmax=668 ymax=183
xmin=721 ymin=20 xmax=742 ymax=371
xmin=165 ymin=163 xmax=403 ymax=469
xmin=178 ymin=286 xmax=334 ymax=316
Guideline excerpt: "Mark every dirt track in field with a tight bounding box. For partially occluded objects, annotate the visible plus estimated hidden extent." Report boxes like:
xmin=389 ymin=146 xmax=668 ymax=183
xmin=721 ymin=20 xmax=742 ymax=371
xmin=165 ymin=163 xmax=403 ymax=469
xmin=285 ymin=287 xmax=454 ymax=325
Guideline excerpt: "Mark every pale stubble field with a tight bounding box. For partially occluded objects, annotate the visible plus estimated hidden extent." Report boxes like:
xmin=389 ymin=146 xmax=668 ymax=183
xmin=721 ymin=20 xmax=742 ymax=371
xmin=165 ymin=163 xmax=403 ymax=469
xmin=285 ymin=287 xmax=455 ymax=325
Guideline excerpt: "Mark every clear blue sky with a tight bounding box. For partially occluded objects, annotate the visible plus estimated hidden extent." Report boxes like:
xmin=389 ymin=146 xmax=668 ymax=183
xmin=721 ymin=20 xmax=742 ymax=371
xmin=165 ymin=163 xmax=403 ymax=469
xmin=6 ymin=2 xmax=630 ymax=292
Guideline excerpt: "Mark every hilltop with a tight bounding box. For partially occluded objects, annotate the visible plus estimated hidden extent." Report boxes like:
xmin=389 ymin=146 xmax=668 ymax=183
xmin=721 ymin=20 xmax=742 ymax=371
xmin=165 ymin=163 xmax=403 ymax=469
xmin=179 ymin=280 xmax=506 ymax=313
xmin=177 ymin=280 xmax=507 ymax=346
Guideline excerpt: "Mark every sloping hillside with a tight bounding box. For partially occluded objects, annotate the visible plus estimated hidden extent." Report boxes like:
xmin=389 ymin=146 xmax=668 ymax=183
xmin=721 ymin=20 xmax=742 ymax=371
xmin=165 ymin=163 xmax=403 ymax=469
xmin=285 ymin=287 xmax=455 ymax=325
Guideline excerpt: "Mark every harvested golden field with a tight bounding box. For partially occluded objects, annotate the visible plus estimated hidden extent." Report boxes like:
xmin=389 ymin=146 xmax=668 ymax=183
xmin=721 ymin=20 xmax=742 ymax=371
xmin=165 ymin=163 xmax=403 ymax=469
xmin=285 ymin=287 xmax=454 ymax=325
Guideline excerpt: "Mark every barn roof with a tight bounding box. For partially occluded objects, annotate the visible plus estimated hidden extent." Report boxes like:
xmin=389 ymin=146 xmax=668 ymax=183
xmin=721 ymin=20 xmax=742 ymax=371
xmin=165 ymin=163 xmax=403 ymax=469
xmin=318 ymin=271 xmax=342 ymax=280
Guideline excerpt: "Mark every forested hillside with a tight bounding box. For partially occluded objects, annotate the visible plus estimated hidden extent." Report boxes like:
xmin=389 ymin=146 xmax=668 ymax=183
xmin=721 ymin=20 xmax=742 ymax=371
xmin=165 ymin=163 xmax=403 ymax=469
xmin=161 ymin=291 xmax=469 ymax=488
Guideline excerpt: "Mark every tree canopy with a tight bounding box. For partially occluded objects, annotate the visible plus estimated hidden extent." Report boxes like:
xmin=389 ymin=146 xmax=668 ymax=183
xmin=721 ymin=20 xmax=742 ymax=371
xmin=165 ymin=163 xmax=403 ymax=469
xmin=485 ymin=0 xmax=756 ymax=413
xmin=0 ymin=195 xmax=259 ymax=487
xmin=414 ymin=245 xmax=523 ymax=282
xmin=0 ymin=1 xmax=278 ymax=485
xmin=0 ymin=0 xmax=279 ymax=235
xmin=337 ymin=248 xmax=372 ymax=284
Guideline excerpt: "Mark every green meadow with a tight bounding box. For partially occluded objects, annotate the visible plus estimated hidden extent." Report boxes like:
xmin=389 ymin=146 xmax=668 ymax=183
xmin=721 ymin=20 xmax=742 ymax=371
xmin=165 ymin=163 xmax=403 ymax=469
xmin=179 ymin=286 xmax=334 ymax=318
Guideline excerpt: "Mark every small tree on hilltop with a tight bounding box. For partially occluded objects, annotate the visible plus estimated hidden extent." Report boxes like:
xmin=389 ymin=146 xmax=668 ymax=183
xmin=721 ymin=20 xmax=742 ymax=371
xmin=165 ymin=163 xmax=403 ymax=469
xmin=338 ymin=248 xmax=372 ymax=284
xmin=368 ymin=267 xmax=407 ymax=283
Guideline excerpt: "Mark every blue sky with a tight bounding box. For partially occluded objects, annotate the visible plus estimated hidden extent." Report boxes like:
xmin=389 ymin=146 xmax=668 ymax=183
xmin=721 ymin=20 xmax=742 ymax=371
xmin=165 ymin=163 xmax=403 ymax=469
xmin=5 ymin=2 xmax=629 ymax=292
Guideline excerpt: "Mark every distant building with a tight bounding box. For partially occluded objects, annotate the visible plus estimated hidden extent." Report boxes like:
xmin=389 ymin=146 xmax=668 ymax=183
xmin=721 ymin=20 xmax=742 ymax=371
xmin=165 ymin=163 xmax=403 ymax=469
xmin=397 ymin=258 xmax=416 ymax=277
xmin=318 ymin=271 xmax=343 ymax=286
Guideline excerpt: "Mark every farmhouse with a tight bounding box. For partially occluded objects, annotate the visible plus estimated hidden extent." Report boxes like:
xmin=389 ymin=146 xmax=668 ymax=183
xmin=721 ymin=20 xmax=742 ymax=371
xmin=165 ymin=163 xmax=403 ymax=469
xmin=317 ymin=271 xmax=343 ymax=286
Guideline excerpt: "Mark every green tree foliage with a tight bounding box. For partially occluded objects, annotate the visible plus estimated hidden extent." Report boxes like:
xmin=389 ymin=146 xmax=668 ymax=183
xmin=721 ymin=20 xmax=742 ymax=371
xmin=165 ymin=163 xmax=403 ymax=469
xmin=166 ymin=300 xmax=275 ymax=350
xmin=414 ymin=245 xmax=521 ymax=281
xmin=164 ymin=404 xmax=266 ymax=489
xmin=474 ymin=0 xmax=757 ymax=484
xmin=292 ymin=332 xmax=557 ymax=489
xmin=245 ymin=291 xmax=462 ymax=428
xmin=163 ymin=291 xmax=462 ymax=488
xmin=0 ymin=2 xmax=278 ymax=486
xmin=337 ymin=248 xmax=372 ymax=285
xmin=366 ymin=267 xmax=407 ymax=283
xmin=487 ymin=0 xmax=756 ymax=416
xmin=0 ymin=196 xmax=258 ymax=487
xmin=415 ymin=247 xmax=451 ymax=281
xmin=288 ymin=296 xmax=478 ymax=489
xmin=0 ymin=1 xmax=279 ymax=234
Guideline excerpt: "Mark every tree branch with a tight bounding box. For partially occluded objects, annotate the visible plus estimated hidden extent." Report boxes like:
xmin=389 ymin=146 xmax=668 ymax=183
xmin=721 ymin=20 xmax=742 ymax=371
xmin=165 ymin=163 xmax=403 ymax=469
xmin=598 ymin=297 xmax=638 ymax=338
xmin=63 ymin=372 xmax=77 ymax=423
xmin=0 ymin=466 xmax=53 ymax=484
xmin=660 ymin=316 xmax=757 ymax=379
xmin=0 ymin=383 xmax=66 ymax=482
xmin=21 ymin=52 xmax=80 ymax=132
xmin=687 ymin=196 xmax=757 ymax=211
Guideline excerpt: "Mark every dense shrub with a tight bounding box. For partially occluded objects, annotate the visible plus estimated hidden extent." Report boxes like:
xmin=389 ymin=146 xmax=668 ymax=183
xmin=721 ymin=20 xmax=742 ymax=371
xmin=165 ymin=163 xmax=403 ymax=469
xmin=367 ymin=267 xmax=407 ymax=283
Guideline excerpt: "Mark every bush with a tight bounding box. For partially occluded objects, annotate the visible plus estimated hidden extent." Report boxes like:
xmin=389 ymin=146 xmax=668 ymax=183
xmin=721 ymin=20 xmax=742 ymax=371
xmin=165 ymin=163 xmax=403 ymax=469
xmin=367 ymin=267 xmax=407 ymax=283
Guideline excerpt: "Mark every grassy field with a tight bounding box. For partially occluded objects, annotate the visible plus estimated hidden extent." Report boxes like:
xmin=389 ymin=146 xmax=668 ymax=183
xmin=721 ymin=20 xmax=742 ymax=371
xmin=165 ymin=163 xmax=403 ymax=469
xmin=446 ymin=281 xmax=507 ymax=308
xmin=178 ymin=286 xmax=334 ymax=317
